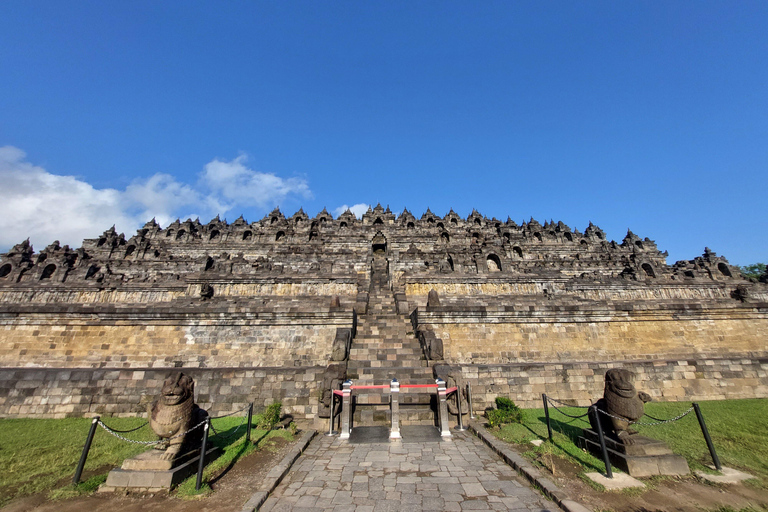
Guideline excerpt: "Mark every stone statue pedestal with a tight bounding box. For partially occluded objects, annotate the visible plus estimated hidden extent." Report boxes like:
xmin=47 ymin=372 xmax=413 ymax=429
xmin=579 ymin=429 xmax=689 ymax=477
xmin=101 ymin=446 xmax=220 ymax=492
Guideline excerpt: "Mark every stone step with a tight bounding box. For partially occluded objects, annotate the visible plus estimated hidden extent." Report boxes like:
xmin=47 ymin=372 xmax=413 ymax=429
xmin=352 ymin=403 xmax=437 ymax=427
xmin=353 ymin=392 xmax=435 ymax=406
xmin=346 ymin=366 xmax=434 ymax=381
xmin=349 ymin=343 xmax=421 ymax=359
xmin=347 ymin=361 xmax=429 ymax=371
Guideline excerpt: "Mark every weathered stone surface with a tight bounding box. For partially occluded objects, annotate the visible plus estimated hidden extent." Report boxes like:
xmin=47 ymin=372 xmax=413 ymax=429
xmin=148 ymin=372 xmax=208 ymax=461
xmin=579 ymin=431 xmax=689 ymax=477
xmin=0 ymin=207 xmax=766 ymax=422
xmin=104 ymin=446 xmax=220 ymax=491
xmin=588 ymin=369 xmax=651 ymax=445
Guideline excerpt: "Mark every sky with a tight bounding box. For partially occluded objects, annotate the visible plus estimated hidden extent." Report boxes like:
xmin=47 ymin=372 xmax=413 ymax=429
xmin=1 ymin=1 xmax=766 ymax=266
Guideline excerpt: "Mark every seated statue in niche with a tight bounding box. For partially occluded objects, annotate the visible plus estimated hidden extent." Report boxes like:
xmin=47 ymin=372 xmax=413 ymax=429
xmin=149 ymin=372 xmax=209 ymax=461
xmin=589 ymin=368 xmax=651 ymax=445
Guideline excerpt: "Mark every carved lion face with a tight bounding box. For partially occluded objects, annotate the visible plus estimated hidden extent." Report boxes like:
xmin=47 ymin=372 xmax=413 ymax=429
xmin=604 ymin=368 xmax=636 ymax=398
xmin=160 ymin=372 xmax=194 ymax=406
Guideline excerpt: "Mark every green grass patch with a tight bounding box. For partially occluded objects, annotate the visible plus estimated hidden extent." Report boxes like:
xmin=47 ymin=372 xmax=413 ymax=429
xmin=0 ymin=416 xmax=152 ymax=506
xmin=0 ymin=410 xmax=294 ymax=506
xmin=487 ymin=398 xmax=768 ymax=485
xmin=174 ymin=418 xmax=294 ymax=498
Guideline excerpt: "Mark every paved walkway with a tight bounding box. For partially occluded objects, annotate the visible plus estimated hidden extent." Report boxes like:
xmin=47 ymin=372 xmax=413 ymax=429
xmin=259 ymin=427 xmax=558 ymax=512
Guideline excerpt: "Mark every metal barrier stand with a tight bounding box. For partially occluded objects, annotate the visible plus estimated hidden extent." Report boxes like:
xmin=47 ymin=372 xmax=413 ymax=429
xmin=590 ymin=405 xmax=613 ymax=479
xmin=326 ymin=387 xmax=339 ymax=437
xmin=693 ymin=402 xmax=722 ymax=470
xmin=390 ymin=378 xmax=401 ymax=439
xmin=454 ymin=385 xmax=466 ymax=432
xmin=436 ymin=378 xmax=451 ymax=437
xmin=467 ymin=383 xmax=475 ymax=419
xmin=340 ymin=380 xmax=352 ymax=440
xmin=73 ymin=416 xmax=100 ymax=484
xmin=195 ymin=418 xmax=211 ymax=491
xmin=542 ymin=394 xmax=553 ymax=442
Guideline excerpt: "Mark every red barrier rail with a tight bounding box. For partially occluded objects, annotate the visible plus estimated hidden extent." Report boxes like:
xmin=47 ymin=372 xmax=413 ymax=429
xmin=446 ymin=386 xmax=458 ymax=394
xmin=400 ymin=384 xmax=438 ymax=389
xmin=332 ymin=390 xmax=343 ymax=396
xmin=350 ymin=385 xmax=389 ymax=390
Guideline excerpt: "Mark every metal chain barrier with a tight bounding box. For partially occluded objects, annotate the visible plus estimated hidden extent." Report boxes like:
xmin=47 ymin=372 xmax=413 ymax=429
xmin=545 ymin=396 xmax=590 ymax=419
xmin=626 ymin=406 xmax=695 ymax=426
xmin=546 ymin=396 xmax=591 ymax=409
xmin=95 ymin=420 xmax=148 ymax=433
xmin=545 ymin=395 xmax=695 ymax=426
xmin=209 ymin=406 xmax=251 ymax=440
xmin=209 ymin=403 xmax=251 ymax=420
xmin=97 ymin=417 xmax=208 ymax=445
xmin=590 ymin=403 xmax=695 ymax=426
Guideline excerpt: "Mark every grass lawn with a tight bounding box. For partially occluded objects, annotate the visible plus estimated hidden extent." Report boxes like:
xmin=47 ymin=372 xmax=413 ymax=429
xmin=0 ymin=409 xmax=294 ymax=507
xmin=489 ymin=398 xmax=768 ymax=485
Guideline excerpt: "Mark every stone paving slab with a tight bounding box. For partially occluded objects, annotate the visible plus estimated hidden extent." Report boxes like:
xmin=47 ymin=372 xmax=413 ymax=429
xmin=259 ymin=428 xmax=558 ymax=511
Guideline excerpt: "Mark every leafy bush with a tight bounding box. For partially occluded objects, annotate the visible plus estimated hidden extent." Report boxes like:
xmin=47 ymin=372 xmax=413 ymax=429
xmin=486 ymin=397 xmax=523 ymax=427
xmin=257 ymin=401 xmax=282 ymax=430
xmin=495 ymin=396 xmax=517 ymax=412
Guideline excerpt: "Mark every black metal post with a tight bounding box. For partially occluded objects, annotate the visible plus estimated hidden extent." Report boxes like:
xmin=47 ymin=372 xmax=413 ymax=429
xmin=455 ymin=387 xmax=466 ymax=431
xmin=693 ymin=402 xmax=721 ymax=470
xmin=542 ymin=394 xmax=553 ymax=442
xmin=246 ymin=403 xmax=253 ymax=444
xmin=73 ymin=416 xmax=100 ymax=484
xmin=326 ymin=388 xmax=339 ymax=436
xmin=591 ymin=405 xmax=613 ymax=479
xmin=195 ymin=418 xmax=211 ymax=491
xmin=467 ymin=383 xmax=475 ymax=419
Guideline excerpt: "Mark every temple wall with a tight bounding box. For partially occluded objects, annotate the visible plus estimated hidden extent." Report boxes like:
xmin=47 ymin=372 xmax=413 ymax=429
xmin=417 ymin=307 xmax=768 ymax=364
xmin=0 ymin=366 xmax=324 ymax=420
xmin=0 ymin=311 xmax=352 ymax=368
xmin=405 ymin=282 xmax=736 ymax=304
xmin=452 ymin=357 xmax=768 ymax=412
xmin=2 ymin=358 xmax=766 ymax=421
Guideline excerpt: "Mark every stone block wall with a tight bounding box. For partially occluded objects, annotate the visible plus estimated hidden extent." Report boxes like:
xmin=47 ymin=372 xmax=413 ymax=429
xmin=0 ymin=305 xmax=353 ymax=368
xmin=416 ymin=305 xmax=768 ymax=364
xmin=455 ymin=357 xmax=768 ymax=412
xmin=0 ymin=323 xmax=339 ymax=368
xmin=0 ymin=366 xmax=324 ymax=421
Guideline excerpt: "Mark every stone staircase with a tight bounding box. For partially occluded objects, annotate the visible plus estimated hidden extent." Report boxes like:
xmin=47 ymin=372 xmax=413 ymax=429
xmin=346 ymin=256 xmax=436 ymax=426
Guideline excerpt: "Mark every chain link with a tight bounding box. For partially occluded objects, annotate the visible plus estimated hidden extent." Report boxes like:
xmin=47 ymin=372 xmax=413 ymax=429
xmin=545 ymin=395 xmax=695 ymax=427
xmin=209 ymin=404 xmax=251 ymax=420
xmin=210 ymin=408 xmax=250 ymax=440
xmin=545 ymin=396 xmax=591 ymax=409
xmin=545 ymin=398 xmax=591 ymax=420
xmin=593 ymin=405 xmax=695 ymax=426
xmin=96 ymin=421 xmax=149 ymax=434
xmin=631 ymin=407 xmax=694 ymax=426
xmin=98 ymin=418 xmax=208 ymax=445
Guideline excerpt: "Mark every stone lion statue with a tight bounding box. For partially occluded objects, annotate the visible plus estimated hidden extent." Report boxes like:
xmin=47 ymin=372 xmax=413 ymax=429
xmin=589 ymin=368 xmax=651 ymax=445
xmin=149 ymin=372 xmax=208 ymax=460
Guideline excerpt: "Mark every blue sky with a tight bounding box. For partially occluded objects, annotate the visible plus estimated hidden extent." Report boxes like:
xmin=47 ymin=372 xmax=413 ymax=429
xmin=1 ymin=1 xmax=766 ymax=265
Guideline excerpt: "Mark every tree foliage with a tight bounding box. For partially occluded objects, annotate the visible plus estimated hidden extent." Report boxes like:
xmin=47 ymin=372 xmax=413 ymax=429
xmin=739 ymin=263 xmax=767 ymax=281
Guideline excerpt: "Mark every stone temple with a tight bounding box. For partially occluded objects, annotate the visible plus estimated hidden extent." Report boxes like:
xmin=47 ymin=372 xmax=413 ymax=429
xmin=0 ymin=204 xmax=766 ymax=425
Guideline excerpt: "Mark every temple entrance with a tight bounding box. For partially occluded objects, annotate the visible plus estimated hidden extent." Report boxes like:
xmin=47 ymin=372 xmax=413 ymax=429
xmin=372 ymin=231 xmax=387 ymax=255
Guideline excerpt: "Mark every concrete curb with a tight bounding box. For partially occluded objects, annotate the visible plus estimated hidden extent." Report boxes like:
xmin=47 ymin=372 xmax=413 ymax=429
xmin=469 ymin=420 xmax=592 ymax=512
xmin=239 ymin=429 xmax=317 ymax=512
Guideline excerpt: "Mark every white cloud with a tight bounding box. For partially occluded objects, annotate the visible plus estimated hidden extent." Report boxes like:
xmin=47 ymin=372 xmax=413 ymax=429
xmin=201 ymin=154 xmax=312 ymax=209
xmin=333 ymin=203 xmax=370 ymax=219
xmin=0 ymin=147 xmax=313 ymax=252
xmin=0 ymin=146 xmax=140 ymax=251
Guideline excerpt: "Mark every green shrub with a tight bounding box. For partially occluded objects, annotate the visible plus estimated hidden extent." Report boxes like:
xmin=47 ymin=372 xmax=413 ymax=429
xmin=257 ymin=401 xmax=282 ymax=430
xmin=495 ymin=396 xmax=518 ymax=412
xmin=487 ymin=397 xmax=523 ymax=427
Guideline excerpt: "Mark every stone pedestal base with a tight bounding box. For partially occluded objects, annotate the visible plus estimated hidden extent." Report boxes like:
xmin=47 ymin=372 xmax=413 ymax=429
xmin=101 ymin=447 xmax=221 ymax=492
xmin=579 ymin=429 xmax=689 ymax=477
